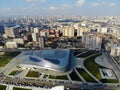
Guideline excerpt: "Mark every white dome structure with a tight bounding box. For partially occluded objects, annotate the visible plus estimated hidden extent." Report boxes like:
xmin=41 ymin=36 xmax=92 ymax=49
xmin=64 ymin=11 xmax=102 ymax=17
xmin=17 ymin=49 xmax=73 ymax=72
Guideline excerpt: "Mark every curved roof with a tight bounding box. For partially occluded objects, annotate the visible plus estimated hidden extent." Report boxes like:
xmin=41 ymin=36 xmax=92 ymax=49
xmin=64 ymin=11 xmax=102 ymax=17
xmin=17 ymin=49 xmax=72 ymax=72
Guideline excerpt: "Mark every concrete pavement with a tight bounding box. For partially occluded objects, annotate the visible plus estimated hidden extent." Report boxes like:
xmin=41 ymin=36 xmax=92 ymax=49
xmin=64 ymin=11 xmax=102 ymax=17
xmin=74 ymin=68 xmax=86 ymax=82
xmin=95 ymin=55 xmax=112 ymax=68
xmin=76 ymin=57 xmax=102 ymax=83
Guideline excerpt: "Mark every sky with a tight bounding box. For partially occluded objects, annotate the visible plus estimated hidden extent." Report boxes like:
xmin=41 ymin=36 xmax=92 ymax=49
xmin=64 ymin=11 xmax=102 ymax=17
xmin=0 ymin=0 xmax=120 ymax=16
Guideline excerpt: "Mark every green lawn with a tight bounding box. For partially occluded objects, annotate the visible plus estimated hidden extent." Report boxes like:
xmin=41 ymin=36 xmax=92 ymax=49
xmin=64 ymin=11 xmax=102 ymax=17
xmin=84 ymin=54 xmax=104 ymax=79
xmin=0 ymin=85 xmax=6 ymax=90
xmin=26 ymin=70 xmax=39 ymax=78
xmin=13 ymin=87 xmax=31 ymax=90
xmin=76 ymin=68 xmax=97 ymax=83
xmin=69 ymin=69 xmax=82 ymax=81
xmin=101 ymin=79 xmax=118 ymax=83
xmin=56 ymin=75 xmax=68 ymax=80
xmin=9 ymin=70 xmax=22 ymax=76
xmin=49 ymin=75 xmax=68 ymax=80
xmin=9 ymin=70 xmax=18 ymax=75
xmin=117 ymin=62 xmax=120 ymax=66
xmin=0 ymin=51 xmax=21 ymax=67
xmin=84 ymin=54 xmax=119 ymax=83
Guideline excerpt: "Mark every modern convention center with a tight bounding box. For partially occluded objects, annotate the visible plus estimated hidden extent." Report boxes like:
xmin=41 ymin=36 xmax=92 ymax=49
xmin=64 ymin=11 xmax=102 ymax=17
xmin=17 ymin=49 xmax=73 ymax=72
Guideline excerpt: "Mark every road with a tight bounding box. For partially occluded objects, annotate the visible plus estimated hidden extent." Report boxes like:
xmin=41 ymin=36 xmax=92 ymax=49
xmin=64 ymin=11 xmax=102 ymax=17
xmin=0 ymin=72 xmax=120 ymax=90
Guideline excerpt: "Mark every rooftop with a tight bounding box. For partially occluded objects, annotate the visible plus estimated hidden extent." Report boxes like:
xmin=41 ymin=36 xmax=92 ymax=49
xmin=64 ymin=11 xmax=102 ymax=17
xmin=16 ymin=49 xmax=72 ymax=72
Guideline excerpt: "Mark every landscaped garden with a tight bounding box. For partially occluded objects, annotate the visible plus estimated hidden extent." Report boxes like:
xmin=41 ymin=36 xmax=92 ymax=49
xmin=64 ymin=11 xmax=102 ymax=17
xmin=76 ymin=68 xmax=97 ymax=83
xmin=49 ymin=75 xmax=68 ymax=80
xmin=13 ymin=87 xmax=31 ymax=90
xmin=0 ymin=85 xmax=6 ymax=90
xmin=26 ymin=70 xmax=39 ymax=78
xmin=84 ymin=53 xmax=118 ymax=83
xmin=0 ymin=51 xmax=21 ymax=67
xmin=69 ymin=69 xmax=82 ymax=81
xmin=100 ymin=79 xmax=118 ymax=83
xmin=9 ymin=70 xmax=22 ymax=76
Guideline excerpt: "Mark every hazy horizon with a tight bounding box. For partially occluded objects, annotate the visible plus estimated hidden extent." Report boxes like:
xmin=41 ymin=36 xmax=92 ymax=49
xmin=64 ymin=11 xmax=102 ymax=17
xmin=0 ymin=0 xmax=120 ymax=16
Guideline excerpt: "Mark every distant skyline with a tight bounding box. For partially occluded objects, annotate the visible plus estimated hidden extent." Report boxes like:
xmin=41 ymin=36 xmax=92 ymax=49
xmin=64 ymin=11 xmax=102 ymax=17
xmin=0 ymin=0 xmax=120 ymax=16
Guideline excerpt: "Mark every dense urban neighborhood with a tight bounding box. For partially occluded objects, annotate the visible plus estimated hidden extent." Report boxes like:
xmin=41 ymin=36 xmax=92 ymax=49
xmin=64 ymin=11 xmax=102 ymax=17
xmin=0 ymin=16 xmax=120 ymax=90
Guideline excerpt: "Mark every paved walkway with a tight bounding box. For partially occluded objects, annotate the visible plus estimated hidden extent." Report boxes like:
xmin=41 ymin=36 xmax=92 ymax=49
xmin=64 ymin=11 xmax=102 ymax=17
xmin=5 ymin=84 xmax=65 ymax=90
xmin=76 ymin=58 xmax=102 ymax=83
xmin=95 ymin=55 xmax=112 ymax=68
xmin=76 ymin=58 xmax=85 ymax=68
xmin=5 ymin=84 xmax=49 ymax=90
xmin=67 ymin=74 xmax=72 ymax=81
xmin=75 ymin=51 xmax=88 ymax=57
xmin=83 ymin=67 xmax=102 ymax=83
xmin=15 ymin=69 xmax=29 ymax=78
xmin=6 ymin=85 xmax=13 ymax=90
xmin=74 ymin=68 xmax=86 ymax=82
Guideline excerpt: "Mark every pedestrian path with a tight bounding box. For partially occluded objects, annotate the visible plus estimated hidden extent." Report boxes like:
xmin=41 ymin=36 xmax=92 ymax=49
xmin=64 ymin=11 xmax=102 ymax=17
xmin=76 ymin=57 xmax=102 ymax=83
xmin=67 ymin=74 xmax=72 ymax=81
xmin=6 ymin=85 xmax=13 ymax=90
xmin=15 ymin=69 xmax=29 ymax=78
xmin=74 ymin=68 xmax=86 ymax=82
xmin=83 ymin=67 xmax=102 ymax=83
xmin=95 ymin=55 xmax=112 ymax=68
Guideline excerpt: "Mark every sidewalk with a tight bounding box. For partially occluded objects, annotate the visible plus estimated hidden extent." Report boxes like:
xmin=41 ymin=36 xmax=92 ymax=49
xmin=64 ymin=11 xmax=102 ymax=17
xmin=76 ymin=57 xmax=102 ymax=83
xmin=95 ymin=55 xmax=112 ymax=68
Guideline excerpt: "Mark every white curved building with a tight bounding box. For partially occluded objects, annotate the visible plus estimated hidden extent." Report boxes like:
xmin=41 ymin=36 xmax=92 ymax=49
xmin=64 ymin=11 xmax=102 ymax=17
xmin=17 ymin=49 xmax=73 ymax=72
